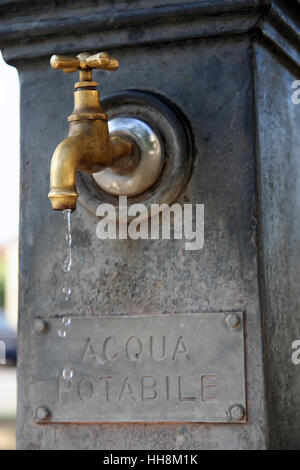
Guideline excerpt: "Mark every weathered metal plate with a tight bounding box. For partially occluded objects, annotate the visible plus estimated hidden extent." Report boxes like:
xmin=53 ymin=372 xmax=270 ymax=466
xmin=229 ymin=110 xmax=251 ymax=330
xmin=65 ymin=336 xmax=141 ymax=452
xmin=33 ymin=313 xmax=246 ymax=423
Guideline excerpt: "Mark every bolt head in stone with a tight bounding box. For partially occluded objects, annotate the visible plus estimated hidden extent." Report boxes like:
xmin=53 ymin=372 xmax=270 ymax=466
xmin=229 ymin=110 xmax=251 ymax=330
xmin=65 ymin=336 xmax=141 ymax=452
xmin=226 ymin=314 xmax=240 ymax=329
xmin=34 ymin=319 xmax=48 ymax=334
xmin=229 ymin=404 xmax=245 ymax=421
xmin=36 ymin=406 xmax=50 ymax=421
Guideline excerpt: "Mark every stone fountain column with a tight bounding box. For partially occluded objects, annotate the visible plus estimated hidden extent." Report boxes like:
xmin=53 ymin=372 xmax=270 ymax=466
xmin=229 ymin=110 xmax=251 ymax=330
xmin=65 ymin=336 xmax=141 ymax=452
xmin=0 ymin=0 xmax=299 ymax=450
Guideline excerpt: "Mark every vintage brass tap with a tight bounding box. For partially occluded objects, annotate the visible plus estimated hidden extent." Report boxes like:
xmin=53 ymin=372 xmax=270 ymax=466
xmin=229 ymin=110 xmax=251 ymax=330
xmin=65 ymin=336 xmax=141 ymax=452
xmin=48 ymin=52 xmax=132 ymax=211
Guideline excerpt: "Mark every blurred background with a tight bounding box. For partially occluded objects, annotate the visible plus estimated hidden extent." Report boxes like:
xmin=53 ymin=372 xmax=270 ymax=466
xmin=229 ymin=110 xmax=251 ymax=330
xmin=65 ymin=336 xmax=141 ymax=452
xmin=0 ymin=51 xmax=19 ymax=450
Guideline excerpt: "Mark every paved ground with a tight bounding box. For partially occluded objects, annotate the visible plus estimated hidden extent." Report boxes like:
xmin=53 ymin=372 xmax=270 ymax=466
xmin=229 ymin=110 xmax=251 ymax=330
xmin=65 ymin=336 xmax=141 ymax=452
xmin=0 ymin=366 xmax=16 ymax=449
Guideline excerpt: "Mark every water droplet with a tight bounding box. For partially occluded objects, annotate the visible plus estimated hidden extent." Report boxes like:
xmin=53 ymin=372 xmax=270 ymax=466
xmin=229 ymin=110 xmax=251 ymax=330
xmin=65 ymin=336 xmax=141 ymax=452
xmin=62 ymin=367 xmax=74 ymax=379
xmin=58 ymin=329 xmax=66 ymax=338
xmin=62 ymin=316 xmax=71 ymax=326
xmin=62 ymin=285 xmax=71 ymax=302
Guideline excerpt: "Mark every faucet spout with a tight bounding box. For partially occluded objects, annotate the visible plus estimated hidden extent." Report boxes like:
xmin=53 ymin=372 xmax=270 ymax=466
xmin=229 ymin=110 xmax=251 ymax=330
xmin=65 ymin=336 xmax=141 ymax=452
xmin=49 ymin=126 xmax=132 ymax=211
xmin=49 ymin=135 xmax=87 ymax=211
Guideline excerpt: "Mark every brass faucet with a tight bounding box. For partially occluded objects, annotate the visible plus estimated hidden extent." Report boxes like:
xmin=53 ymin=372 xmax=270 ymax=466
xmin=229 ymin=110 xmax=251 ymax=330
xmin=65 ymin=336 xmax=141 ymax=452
xmin=48 ymin=52 xmax=133 ymax=211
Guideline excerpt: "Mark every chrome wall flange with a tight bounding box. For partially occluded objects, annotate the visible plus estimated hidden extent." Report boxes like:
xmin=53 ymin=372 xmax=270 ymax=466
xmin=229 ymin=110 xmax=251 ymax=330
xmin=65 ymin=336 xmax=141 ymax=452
xmin=93 ymin=117 xmax=164 ymax=197
xmin=77 ymin=90 xmax=192 ymax=218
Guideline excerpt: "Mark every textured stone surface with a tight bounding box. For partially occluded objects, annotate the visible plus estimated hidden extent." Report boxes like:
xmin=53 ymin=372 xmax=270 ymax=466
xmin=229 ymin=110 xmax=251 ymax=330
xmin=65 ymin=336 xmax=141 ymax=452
xmin=16 ymin=36 xmax=266 ymax=449
xmin=254 ymin=43 xmax=300 ymax=449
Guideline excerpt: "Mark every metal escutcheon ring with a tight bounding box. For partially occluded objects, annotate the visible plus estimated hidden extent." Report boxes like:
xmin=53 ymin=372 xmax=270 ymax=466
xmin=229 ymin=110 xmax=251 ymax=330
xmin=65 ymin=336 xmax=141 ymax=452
xmin=93 ymin=117 xmax=164 ymax=197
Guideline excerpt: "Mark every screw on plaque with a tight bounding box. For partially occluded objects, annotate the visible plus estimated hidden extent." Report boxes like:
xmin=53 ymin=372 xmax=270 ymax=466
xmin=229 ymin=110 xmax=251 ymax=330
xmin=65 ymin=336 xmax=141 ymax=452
xmin=34 ymin=319 xmax=48 ymax=334
xmin=225 ymin=314 xmax=240 ymax=329
xmin=228 ymin=404 xmax=245 ymax=421
xmin=35 ymin=406 xmax=51 ymax=421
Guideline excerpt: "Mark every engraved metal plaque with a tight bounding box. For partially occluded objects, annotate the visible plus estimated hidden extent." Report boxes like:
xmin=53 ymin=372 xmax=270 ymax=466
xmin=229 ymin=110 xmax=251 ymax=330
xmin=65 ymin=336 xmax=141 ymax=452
xmin=33 ymin=313 xmax=246 ymax=423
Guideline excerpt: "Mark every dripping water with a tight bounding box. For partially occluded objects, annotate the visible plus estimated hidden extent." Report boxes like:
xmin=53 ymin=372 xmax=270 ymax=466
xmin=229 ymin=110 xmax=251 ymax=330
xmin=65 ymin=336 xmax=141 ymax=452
xmin=63 ymin=209 xmax=72 ymax=273
xmin=59 ymin=210 xmax=74 ymax=384
xmin=58 ymin=209 xmax=72 ymax=340
xmin=62 ymin=209 xmax=72 ymax=301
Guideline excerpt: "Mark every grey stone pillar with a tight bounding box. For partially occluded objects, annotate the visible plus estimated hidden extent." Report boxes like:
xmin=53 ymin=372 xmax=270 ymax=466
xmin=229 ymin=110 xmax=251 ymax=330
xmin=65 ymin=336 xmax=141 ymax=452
xmin=0 ymin=0 xmax=299 ymax=450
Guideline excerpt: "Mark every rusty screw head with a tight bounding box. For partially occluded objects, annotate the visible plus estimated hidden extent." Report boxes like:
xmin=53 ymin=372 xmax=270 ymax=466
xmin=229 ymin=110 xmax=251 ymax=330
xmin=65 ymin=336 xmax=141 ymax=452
xmin=34 ymin=319 xmax=48 ymax=335
xmin=36 ymin=406 xmax=50 ymax=421
xmin=226 ymin=314 xmax=240 ymax=329
xmin=229 ymin=404 xmax=245 ymax=421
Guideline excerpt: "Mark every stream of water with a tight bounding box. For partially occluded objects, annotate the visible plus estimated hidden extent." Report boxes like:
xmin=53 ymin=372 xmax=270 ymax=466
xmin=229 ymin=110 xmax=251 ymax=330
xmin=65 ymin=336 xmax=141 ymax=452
xmin=59 ymin=209 xmax=74 ymax=379
xmin=62 ymin=209 xmax=72 ymax=291
xmin=58 ymin=209 xmax=72 ymax=341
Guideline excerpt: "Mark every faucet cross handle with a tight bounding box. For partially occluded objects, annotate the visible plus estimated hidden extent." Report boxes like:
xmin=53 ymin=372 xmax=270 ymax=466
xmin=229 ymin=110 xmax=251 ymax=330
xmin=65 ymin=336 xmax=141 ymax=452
xmin=50 ymin=52 xmax=119 ymax=82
